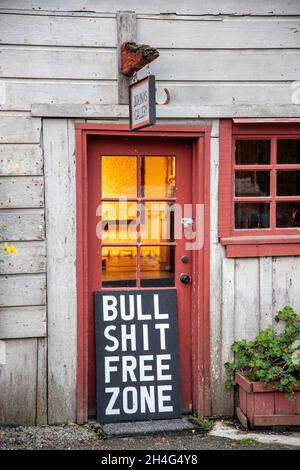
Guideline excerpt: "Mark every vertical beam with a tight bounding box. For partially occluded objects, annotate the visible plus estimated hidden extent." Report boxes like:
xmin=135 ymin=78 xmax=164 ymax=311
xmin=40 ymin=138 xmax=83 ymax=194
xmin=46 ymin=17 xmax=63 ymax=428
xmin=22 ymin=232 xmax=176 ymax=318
xmin=116 ymin=11 xmax=137 ymax=105
xmin=36 ymin=337 xmax=48 ymax=425
xmin=43 ymin=119 xmax=77 ymax=424
xmin=221 ymin=257 xmax=235 ymax=415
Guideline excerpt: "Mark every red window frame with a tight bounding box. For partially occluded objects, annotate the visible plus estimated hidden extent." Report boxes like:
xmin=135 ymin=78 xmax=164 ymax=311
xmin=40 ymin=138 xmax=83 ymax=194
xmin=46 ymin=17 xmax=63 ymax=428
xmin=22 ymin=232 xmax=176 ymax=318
xmin=219 ymin=119 xmax=300 ymax=258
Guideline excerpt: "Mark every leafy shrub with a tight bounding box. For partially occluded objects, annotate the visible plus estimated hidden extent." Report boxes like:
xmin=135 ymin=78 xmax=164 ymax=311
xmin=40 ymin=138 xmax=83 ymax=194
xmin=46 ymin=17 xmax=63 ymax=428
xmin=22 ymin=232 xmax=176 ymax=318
xmin=225 ymin=306 xmax=300 ymax=399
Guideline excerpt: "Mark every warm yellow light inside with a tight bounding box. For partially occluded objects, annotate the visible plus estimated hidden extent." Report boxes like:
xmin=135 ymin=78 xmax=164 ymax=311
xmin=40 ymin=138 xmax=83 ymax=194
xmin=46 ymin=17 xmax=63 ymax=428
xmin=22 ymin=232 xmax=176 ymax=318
xmin=101 ymin=156 xmax=137 ymax=198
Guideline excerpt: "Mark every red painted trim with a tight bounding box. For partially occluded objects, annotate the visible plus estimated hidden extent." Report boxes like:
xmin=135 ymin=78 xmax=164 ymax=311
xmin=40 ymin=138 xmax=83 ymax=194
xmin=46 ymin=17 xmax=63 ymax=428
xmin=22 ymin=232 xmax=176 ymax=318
xmin=219 ymin=119 xmax=233 ymax=239
xmin=233 ymin=118 xmax=300 ymax=124
xmin=219 ymin=119 xmax=300 ymax=257
xmin=253 ymin=415 xmax=300 ymax=426
xmin=221 ymin=235 xmax=300 ymax=245
xmin=75 ymin=123 xmax=211 ymax=421
xmin=226 ymin=243 xmax=300 ymax=258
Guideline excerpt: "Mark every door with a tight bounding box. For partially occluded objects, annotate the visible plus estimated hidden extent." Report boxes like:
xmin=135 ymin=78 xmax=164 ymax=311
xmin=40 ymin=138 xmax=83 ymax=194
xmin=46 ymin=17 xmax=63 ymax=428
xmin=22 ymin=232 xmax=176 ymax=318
xmin=87 ymin=137 xmax=193 ymax=416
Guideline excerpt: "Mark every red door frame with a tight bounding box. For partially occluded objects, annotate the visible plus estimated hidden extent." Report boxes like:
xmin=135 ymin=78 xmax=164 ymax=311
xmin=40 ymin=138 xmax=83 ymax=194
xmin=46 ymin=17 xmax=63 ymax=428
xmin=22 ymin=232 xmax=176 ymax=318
xmin=75 ymin=124 xmax=211 ymax=423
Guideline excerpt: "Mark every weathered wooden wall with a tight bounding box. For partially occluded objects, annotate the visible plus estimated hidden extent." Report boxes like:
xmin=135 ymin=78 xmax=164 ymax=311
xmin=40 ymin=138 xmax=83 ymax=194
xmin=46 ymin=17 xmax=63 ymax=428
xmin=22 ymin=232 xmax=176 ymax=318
xmin=0 ymin=112 xmax=47 ymax=425
xmin=0 ymin=1 xmax=299 ymax=422
xmin=209 ymin=129 xmax=300 ymax=416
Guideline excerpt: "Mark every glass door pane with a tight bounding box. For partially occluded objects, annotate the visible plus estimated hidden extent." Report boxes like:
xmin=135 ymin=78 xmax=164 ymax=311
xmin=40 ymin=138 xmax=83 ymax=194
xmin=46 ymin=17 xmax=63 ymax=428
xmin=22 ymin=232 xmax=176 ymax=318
xmin=102 ymin=156 xmax=137 ymax=198
xmin=141 ymin=156 xmax=176 ymax=198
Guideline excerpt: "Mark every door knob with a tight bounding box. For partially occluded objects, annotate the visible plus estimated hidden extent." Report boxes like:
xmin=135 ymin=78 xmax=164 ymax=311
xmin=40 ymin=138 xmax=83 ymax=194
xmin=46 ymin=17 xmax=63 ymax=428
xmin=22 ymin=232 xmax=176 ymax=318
xmin=180 ymin=273 xmax=191 ymax=284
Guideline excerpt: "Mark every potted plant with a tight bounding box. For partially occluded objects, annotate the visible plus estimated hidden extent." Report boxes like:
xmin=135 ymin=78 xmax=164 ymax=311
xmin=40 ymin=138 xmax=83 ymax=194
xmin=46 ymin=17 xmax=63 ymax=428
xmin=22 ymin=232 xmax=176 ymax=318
xmin=225 ymin=306 xmax=300 ymax=429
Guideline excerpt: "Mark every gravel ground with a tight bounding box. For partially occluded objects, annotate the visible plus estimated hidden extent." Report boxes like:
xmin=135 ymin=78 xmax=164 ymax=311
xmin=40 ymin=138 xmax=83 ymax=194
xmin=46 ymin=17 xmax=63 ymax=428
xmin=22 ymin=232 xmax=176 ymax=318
xmin=0 ymin=424 xmax=292 ymax=450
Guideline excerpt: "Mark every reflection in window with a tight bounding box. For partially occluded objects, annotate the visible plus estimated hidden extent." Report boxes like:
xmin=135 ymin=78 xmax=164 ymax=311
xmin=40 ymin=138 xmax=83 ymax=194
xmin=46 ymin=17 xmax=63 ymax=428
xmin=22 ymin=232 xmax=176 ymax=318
xmin=141 ymin=156 xmax=176 ymax=198
xmin=235 ymin=171 xmax=270 ymax=197
xmin=277 ymin=171 xmax=300 ymax=196
xmin=102 ymin=246 xmax=137 ymax=287
xmin=277 ymin=140 xmax=300 ymax=164
xmin=276 ymin=202 xmax=300 ymax=228
xmin=235 ymin=203 xmax=270 ymax=229
xmin=235 ymin=140 xmax=270 ymax=165
xmin=140 ymin=245 xmax=175 ymax=287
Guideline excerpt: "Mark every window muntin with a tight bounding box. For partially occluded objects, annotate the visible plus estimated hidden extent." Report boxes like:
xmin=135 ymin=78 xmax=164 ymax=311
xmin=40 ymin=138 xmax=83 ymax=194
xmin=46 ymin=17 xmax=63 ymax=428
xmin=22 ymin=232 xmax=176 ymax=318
xmin=100 ymin=155 xmax=176 ymax=288
xmin=234 ymin=138 xmax=300 ymax=231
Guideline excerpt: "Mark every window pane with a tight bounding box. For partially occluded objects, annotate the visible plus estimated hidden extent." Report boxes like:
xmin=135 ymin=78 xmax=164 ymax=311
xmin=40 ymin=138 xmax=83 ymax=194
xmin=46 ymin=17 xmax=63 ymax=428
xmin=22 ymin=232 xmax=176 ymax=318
xmin=235 ymin=203 xmax=270 ymax=229
xmin=101 ymin=201 xmax=137 ymax=242
xmin=235 ymin=140 xmax=270 ymax=165
xmin=235 ymin=171 xmax=270 ymax=197
xmin=140 ymin=202 xmax=175 ymax=242
xmin=276 ymin=202 xmax=300 ymax=228
xmin=277 ymin=171 xmax=300 ymax=196
xmin=277 ymin=140 xmax=300 ymax=164
xmin=141 ymin=156 xmax=176 ymax=198
xmin=102 ymin=156 xmax=137 ymax=198
xmin=140 ymin=245 xmax=175 ymax=287
xmin=102 ymin=246 xmax=137 ymax=287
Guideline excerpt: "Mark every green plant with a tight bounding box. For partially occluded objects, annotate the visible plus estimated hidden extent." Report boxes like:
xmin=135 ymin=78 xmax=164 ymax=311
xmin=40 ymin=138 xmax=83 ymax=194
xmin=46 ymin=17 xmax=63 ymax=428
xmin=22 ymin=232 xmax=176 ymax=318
xmin=192 ymin=415 xmax=214 ymax=431
xmin=225 ymin=306 xmax=300 ymax=399
xmin=238 ymin=437 xmax=258 ymax=446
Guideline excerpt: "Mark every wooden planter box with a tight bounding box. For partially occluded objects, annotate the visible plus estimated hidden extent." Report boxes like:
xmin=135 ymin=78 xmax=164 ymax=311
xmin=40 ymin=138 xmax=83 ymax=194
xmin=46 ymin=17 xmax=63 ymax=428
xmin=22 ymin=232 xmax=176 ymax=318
xmin=235 ymin=371 xmax=300 ymax=429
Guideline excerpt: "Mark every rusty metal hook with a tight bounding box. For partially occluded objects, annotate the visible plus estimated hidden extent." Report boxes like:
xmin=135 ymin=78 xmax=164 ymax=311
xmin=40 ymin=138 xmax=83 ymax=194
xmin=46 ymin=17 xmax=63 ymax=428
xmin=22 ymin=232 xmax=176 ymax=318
xmin=156 ymin=87 xmax=171 ymax=105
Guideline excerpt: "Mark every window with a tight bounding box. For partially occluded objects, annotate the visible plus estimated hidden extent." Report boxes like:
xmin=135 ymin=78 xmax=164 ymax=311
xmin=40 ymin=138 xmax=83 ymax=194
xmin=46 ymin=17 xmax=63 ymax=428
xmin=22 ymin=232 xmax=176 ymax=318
xmin=219 ymin=120 xmax=300 ymax=258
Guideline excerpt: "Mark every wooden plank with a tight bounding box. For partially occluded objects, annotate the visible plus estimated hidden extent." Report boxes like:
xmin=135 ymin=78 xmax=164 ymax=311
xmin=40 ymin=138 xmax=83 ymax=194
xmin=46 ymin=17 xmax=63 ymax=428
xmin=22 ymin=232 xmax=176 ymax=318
xmin=1 ymin=0 xmax=299 ymax=15
xmin=236 ymin=406 xmax=248 ymax=429
xmin=0 ymin=306 xmax=46 ymax=339
xmin=0 ymin=338 xmax=37 ymax=425
xmin=273 ymin=257 xmax=300 ymax=314
xmin=0 ymin=80 xmax=117 ymax=111
xmin=0 ymin=209 xmax=45 ymax=241
xmin=0 ymin=274 xmax=46 ymax=307
xmin=209 ymin=135 xmax=225 ymax=415
xmin=220 ymin=257 xmax=235 ymax=415
xmin=0 ymin=114 xmax=41 ymax=143
xmin=138 ymin=18 xmax=300 ymax=49
xmin=31 ymin=103 xmax=300 ymax=119
xmin=254 ymin=414 xmax=300 ymax=426
xmin=36 ymin=337 xmax=47 ymax=425
xmin=116 ymin=11 xmax=137 ymax=105
xmin=235 ymin=371 xmax=252 ymax=393
xmin=43 ymin=119 xmax=77 ymax=424
xmin=0 ymin=47 xmax=116 ymax=80
xmin=149 ymin=50 xmax=300 ymax=81
xmin=2 ymin=48 xmax=300 ymax=81
xmin=210 ymin=243 xmax=224 ymax=416
xmin=0 ymin=241 xmax=46 ymax=275
xmin=153 ymin=82 xmax=298 ymax=106
xmin=0 ymin=144 xmax=43 ymax=175
xmin=275 ymin=393 xmax=296 ymax=414
xmin=0 ymin=176 xmax=44 ymax=208
xmin=235 ymin=258 xmax=260 ymax=341
xmin=0 ymin=14 xmax=116 ymax=47
xmin=259 ymin=257 xmax=274 ymax=329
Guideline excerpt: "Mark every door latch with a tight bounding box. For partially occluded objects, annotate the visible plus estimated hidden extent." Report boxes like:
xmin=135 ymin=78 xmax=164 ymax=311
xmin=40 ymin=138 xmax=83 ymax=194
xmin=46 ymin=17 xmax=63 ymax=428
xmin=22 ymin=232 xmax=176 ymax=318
xmin=181 ymin=218 xmax=194 ymax=229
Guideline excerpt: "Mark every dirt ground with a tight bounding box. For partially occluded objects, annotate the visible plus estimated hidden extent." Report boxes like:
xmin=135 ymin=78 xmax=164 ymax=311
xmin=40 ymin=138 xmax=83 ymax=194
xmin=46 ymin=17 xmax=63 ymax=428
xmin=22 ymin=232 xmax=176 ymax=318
xmin=0 ymin=424 xmax=294 ymax=450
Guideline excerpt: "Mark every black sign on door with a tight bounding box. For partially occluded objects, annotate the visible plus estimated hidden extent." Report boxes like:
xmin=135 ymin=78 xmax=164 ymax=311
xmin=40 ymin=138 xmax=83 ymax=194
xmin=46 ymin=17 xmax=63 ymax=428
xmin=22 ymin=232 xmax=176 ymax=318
xmin=94 ymin=290 xmax=181 ymax=422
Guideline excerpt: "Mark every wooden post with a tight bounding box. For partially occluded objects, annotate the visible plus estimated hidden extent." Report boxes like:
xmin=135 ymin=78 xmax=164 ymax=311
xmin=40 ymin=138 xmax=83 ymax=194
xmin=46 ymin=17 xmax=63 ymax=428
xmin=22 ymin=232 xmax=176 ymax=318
xmin=116 ymin=11 xmax=137 ymax=105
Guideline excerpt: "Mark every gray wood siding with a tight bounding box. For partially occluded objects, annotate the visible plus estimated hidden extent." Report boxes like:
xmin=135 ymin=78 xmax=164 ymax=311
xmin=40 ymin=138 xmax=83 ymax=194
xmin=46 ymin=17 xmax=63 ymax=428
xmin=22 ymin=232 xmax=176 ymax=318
xmin=0 ymin=5 xmax=299 ymax=114
xmin=209 ymin=136 xmax=300 ymax=416
xmin=0 ymin=1 xmax=299 ymax=423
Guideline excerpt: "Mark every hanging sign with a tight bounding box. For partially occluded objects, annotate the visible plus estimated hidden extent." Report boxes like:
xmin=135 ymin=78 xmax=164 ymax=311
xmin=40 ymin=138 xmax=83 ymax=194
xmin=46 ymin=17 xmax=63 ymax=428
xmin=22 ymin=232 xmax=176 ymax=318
xmin=129 ymin=75 xmax=156 ymax=130
xmin=94 ymin=290 xmax=181 ymax=422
